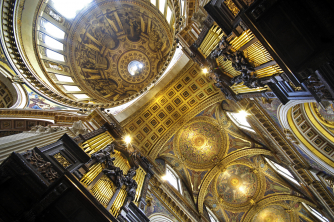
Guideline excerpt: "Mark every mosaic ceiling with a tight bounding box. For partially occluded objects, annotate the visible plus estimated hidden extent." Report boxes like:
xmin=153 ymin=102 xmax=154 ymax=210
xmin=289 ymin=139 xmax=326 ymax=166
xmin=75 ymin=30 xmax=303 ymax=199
xmin=216 ymin=164 xmax=258 ymax=205
xmin=175 ymin=118 xmax=227 ymax=169
xmin=69 ymin=1 xmax=173 ymax=102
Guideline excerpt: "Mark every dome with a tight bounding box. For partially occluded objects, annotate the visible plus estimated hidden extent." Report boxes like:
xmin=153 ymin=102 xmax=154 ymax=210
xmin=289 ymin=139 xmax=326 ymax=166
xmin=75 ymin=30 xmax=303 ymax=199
xmin=216 ymin=164 xmax=258 ymax=205
xmin=175 ymin=118 xmax=227 ymax=169
xmin=8 ymin=0 xmax=178 ymax=108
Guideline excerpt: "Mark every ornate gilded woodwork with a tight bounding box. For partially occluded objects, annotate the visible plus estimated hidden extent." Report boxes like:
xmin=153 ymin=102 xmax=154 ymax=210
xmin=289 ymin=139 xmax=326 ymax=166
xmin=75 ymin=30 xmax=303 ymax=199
xmin=223 ymin=0 xmax=240 ymax=16
xmin=53 ymin=152 xmax=71 ymax=168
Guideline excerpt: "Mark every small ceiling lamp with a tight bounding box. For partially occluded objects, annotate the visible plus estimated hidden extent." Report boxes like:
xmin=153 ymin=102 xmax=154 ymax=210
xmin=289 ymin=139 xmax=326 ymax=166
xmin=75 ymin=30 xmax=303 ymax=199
xmin=124 ymin=135 xmax=132 ymax=144
xmin=202 ymin=68 xmax=208 ymax=74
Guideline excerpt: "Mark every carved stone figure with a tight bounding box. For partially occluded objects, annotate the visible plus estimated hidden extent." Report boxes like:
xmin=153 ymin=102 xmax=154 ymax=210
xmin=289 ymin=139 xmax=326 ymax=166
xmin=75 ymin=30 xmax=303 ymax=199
xmin=103 ymin=167 xmax=124 ymax=188
xmin=305 ymin=74 xmax=333 ymax=100
xmin=70 ymin=120 xmax=88 ymax=136
xmin=123 ymin=167 xmax=138 ymax=205
xmin=191 ymin=10 xmax=207 ymax=30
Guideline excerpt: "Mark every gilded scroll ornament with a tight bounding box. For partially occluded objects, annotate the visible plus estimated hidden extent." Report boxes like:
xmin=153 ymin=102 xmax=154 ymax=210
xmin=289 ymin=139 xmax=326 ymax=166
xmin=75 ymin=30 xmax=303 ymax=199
xmin=23 ymin=149 xmax=59 ymax=183
xmin=53 ymin=153 xmax=71 ymax=169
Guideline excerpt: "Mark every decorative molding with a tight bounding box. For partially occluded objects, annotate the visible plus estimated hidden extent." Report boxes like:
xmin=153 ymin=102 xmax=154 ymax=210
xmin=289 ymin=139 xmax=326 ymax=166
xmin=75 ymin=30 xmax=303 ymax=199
xmin=197 ymin=148 xmax=272 ymax=214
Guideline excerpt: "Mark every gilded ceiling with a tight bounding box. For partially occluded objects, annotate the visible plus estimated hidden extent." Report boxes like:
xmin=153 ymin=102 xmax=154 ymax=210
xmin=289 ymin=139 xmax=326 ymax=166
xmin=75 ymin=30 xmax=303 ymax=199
xmin=175 ymin=117 xmax=227 ymax=170
xmin=69 ymin=1 xmax=173 ymax=102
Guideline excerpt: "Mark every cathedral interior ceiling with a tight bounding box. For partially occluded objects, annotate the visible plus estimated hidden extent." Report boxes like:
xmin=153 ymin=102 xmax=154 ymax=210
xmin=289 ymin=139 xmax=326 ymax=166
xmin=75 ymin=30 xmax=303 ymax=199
xmin=4 ymin=0 xmax=180 ymax=109
xmin=149 ymin=99 xmax=317 ymax=221
xmin=66 ymin=1 xmax=173 ymax=103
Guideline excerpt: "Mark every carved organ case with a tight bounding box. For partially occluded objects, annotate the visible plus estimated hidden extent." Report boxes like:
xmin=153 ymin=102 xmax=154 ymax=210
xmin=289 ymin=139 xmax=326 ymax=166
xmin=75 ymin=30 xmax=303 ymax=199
xmin=191 ymin=0 xmax=334 ymax=105
xmin=0 ymin=122 xmax=153 ymax=222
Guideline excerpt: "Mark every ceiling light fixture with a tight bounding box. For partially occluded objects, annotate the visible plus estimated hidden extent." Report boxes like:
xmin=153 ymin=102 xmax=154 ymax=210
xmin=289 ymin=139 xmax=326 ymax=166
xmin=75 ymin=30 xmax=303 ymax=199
xmin=124 ymin=135 xmax=132 ymax=144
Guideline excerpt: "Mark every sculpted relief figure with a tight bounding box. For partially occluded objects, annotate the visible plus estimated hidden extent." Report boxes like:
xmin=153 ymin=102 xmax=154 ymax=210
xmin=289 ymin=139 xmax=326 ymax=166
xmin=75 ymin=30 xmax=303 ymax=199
xmin=148 ymin=26 xmax=163 ymax=52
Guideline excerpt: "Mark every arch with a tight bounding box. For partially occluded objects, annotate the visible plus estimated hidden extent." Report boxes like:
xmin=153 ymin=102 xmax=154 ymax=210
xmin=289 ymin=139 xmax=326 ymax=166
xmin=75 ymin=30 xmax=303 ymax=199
xmin=149 ymin=213 xmax=175 ymax=222
xmin=0 ymin=66 xmax=28 ymax=108
xmin=242 ymin=194 xmax=316 ymax=222
xmin=278 ymin=100 xmax=334 ymax=174
xmin=148 ymin=93 xmax=225 ymax=159
xmin=197 ymin=148 xmax=272 ymax=214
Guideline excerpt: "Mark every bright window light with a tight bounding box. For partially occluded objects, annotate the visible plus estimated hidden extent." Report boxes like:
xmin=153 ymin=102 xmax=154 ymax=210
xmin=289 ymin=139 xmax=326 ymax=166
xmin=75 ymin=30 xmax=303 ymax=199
xmin=73 ymin=94 xmax=89 ymax=99
xmin=51 ymin=0 xmax=92 ymax=19
xmin=166 ymin=7 xmax=172 ymax=24
xmin=150 ymin=0 xmax=156 ymax=6
xmin=302 ymin=203 xmax=329 ymax=222
xmin=43 ymin=21 xmax=65 ymax=39
xmin=63 ymin=85 xmax=81 ymax=91
xmin=166 ymin=167 xmax=178 ymax=189
xmin=227 ymin=112 xmax=254 ymax=132
xmin=265 ymin=158 xmax=300 ymax=186
xmin=162 ymin=165 xmax=182 ymax=193
xmin=44 ymin=35 xmax=63 ymax=50
xmin=159 ymin=0 xmax=166 ymax=14
xmin=55 ymin=74 xmax=73 ymax=82
xmin=206 ymin=207 xmax=218 ymax=222
xmin=46 ymin=49 xmax=65 ymax=62
xmin=181 ymin=0 xmax=185 ymax=15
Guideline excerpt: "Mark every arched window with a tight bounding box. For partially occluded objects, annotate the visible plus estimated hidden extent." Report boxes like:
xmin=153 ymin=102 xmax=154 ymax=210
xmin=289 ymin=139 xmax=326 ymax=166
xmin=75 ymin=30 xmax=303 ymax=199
xmin=206 ymin=206 xmax=219 ymax=222
xmin=265 ymin=157 xmax=300 ymax=186
xmin=150 ymin=214 xmax=174 ymax=222
xmin=227 ymin=111 xmax=255 ymax=132
xmin=302 ymin=203 xmax=329 ymax=222
xmin=163 ymin=164 xmax=182 ymax=194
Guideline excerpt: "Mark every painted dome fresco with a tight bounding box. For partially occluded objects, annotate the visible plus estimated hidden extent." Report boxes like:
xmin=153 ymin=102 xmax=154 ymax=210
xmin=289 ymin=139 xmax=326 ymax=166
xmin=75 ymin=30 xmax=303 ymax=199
xmin=175 ymin=118 xmax=227 ymax=169
xmin=216 ymin=164 xmax=258 ymax=205
xmin=252 ymin=205 xmax=290 ymax=222
xmin=7 ymin=0 xmax=177 ymax=108
xmin=68 ymin=1 xmax=173 ymax=103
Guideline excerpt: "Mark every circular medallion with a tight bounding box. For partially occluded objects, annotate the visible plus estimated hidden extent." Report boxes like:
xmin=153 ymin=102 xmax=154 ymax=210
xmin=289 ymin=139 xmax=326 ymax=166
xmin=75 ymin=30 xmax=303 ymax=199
xmin=118 ymin=51 xmax=150 ymax=84
xmin=216 ymin=164 xmax=258 ymax=204
xmin=252 ymin=205 xmax=290 ymax=222
xmin=176 ymin=119 xmax=226 ymax=169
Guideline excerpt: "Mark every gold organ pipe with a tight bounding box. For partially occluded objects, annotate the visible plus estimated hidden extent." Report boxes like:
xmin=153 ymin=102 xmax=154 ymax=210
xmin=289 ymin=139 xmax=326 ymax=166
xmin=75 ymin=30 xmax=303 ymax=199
xmin=80 ymin=163 xmax=103 ymax=186
xmin=133 ymin=166 xmax=146 ymax=203
xmin=217 ymin=56 xmax=241 ymax=77
xmin=230 ymin=83 xmax=268 ymax=94
xmin=244 ymin=41 xmax=273 ymax=66
xmin=82 ymin=132 xmax=107 ymax=149
xmin=91 ymin=176 xmax=115 ymax=207
xmin=89 ymin=137 xmax=113 ymax=155
xmin=199 ymin=25 xmax=225 ymax=58
xmin=230 ymin=30 xmax=254 ymax=50
xmin=110 ymin=187 xmax=127 ymax=217
xmin=202 ymin=27 xmax=218 ymax=53
xmin=255 ymin=65 xmax=283 ymax=78
xmin=203 ymin=29 xmax=221 ymax=54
